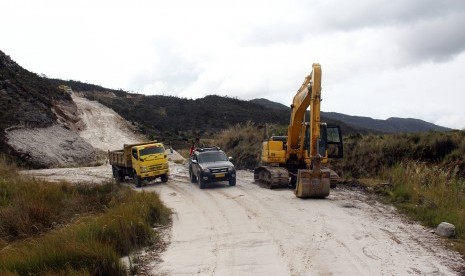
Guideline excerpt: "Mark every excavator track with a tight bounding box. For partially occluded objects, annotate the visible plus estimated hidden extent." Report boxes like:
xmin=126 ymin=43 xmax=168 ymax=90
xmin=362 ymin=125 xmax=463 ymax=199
xmin=253 ymin=166 xmax=289 ymax=189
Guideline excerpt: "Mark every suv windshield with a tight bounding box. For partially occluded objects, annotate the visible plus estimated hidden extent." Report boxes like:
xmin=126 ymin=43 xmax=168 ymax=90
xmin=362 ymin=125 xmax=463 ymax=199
xmin=140 ymin=146 xmax=164 ymax=156
xmin=198 ymin=151 xmax=228 ymax=163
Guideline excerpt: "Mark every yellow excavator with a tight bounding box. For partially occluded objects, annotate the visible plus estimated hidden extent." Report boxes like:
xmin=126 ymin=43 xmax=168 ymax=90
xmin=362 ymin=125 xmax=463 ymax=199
xmin=254 ymin=63 xmax=343 ymax=198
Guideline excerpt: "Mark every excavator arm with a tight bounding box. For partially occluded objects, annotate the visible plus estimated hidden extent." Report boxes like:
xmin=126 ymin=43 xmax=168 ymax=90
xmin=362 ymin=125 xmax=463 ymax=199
xmin=286 ymin=63 xmax=322 ymax=163
xmin=293 ymin=64 xmax=338 ymax=198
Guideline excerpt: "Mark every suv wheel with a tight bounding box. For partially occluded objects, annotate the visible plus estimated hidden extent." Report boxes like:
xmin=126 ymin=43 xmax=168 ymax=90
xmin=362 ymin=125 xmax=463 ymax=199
xmin=189 ymin=169 xmax=197 ymax=183
xmin=161 ymin=174 xmax=169 ymax=183
xmin=198 ymin=175 xmax=206 ymax=189
xmin=229 ymin=178 xmax=236 ymax=186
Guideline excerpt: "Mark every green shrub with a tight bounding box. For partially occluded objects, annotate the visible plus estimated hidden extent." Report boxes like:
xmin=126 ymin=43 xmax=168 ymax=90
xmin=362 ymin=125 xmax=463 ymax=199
xmin=0 ymin=157 xmax=171 ymax=275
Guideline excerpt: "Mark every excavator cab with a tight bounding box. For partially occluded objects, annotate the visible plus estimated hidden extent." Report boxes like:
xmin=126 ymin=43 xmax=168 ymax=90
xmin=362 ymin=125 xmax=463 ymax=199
xmin=321 ymin=125 xmax=343 ymax=159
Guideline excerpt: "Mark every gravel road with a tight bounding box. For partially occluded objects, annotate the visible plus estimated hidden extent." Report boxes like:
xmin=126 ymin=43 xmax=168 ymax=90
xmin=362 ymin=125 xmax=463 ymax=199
xmin=143 ymin=162 xmax=463 ymax=276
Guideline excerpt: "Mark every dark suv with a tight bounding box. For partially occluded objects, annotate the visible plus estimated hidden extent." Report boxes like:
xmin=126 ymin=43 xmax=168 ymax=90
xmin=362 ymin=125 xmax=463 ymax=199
xmin=189 ymin=147 xmax=236 ymax=189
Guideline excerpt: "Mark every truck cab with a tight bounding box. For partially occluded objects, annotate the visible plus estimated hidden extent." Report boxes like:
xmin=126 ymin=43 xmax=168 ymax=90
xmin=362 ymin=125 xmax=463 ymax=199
xmin=131 ymin=143 xmax=169 ymax=185
xmin=108 ymin=141 xmax=169 ymax=187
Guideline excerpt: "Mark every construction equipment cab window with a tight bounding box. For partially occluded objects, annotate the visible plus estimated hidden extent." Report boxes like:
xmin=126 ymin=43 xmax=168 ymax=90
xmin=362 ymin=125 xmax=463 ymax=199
xmin=325 ymin=125 xmax=343 ymax=158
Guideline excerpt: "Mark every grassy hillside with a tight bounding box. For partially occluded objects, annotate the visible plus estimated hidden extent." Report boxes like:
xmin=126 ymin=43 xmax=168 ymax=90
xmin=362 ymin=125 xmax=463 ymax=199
xmin=0 ymin=157 xmax=170 ymax=275
xmin=0 ymin=51 xmax=71 ymax=131
xmin=333 ymin=130 xmax=465 ymax=178
xmin=77 ymin=90 xmax=293 ymax=148
xmin=0 ymin=51 xmax=72 ymax=159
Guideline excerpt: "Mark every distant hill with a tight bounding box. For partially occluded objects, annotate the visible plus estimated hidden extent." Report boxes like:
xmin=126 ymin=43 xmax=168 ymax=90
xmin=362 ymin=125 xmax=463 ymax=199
xmin=251 ymin=98 xmax=451 ymax=133
xmin=57 ymin=87 xmax=358 ymax=146
xmin=0 ymin=47 xmax=451 ymax=162
xmin=76 ymin=91 xmax=291 ymax=145
xmin=322 ymin=112 xmax=451 ymax=133
xmin=250 ymin=98 xmax=289 ymax=110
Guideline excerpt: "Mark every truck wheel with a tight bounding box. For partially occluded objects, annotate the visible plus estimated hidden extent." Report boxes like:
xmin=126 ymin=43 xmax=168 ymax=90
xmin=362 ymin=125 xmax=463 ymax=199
xmin=229 ymin=178 xmax=236 ymax=186
xmin=161 ymin=174 xmax=169 ymax=183
xmin=198 ymin=176 xmax=206 ymax=189
xmin=117 ymin=171 xmax=124 ymax=183
xmin=113 ymin=167 xmax=124 ymax=183
xmin=112 ymin=166 xmax=117 ymax=178
xmin=189 ymin=169 xmax=197 ymax=183
xmin=134 ymin=175 xmax=142 ymax=187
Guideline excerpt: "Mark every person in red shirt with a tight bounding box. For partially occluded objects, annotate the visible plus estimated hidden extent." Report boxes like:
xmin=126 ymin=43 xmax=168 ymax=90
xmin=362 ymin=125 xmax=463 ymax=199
xmin=189 ymin=141 xmax=195 ymax=156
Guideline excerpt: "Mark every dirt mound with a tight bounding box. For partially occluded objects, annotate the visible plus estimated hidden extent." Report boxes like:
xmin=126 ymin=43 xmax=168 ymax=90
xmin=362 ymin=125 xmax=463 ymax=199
xmin=6 ymin=124 xmax=101 ymax=168
xmin=5 ymin=92 xmax=144 ymax=168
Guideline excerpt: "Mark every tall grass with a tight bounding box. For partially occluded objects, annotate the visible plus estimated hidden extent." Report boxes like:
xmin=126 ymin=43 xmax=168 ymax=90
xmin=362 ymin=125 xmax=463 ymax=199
xmin=213 ymin=121 xmax=266 ymax=169
xmin=333 ymin=131 xmax=465 ymax=256
xmin=383 ymin=162 xmax=465 ymax=237
xmin=0 ymin=157 xmax=171 ymax=275
xmin=332 ymin=130 xmax=465 ymax=178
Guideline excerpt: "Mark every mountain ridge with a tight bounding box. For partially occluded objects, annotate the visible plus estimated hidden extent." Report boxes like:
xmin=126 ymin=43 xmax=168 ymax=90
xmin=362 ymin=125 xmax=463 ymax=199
xmin=0 ymin=49 xmax=453 ymax=167
xmin=250 ymin=98 xmax=451 ymax=133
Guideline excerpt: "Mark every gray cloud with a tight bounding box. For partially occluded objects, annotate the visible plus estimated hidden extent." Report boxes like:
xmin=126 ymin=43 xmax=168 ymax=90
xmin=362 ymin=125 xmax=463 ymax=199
xmin=129 ymin=40 xmax=199 ymax=94
xmin=318 ymin=0 xmax=465 ymax=31
xmin=245 ymin=0 xmax=465 ymax=66
xmin=397 ymin=12 xmax=465 ymax=63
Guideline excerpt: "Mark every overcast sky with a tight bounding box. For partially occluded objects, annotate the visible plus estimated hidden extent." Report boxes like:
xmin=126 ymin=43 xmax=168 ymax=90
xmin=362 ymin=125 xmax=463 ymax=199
xmin=2 ymin=0 xmax=465 ymax=129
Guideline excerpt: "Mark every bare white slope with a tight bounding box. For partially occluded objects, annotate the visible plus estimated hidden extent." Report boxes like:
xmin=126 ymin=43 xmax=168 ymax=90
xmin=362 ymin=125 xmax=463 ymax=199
xmin=72 ymin=93 xmax=144 ymax=151
xmin=145 ymin=163 xmax=463 ymax=276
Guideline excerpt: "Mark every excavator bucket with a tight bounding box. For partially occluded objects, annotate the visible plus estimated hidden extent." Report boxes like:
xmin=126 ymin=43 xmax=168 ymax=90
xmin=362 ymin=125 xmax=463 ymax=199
xmin=295 ymin=169 xmax=331 ymax=198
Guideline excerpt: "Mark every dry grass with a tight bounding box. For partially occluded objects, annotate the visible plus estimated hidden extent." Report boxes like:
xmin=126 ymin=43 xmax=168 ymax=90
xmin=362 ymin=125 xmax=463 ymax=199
xmin=176 ymin=148 xmax=190 ymax=159
xmin=0 ymin=156 xmax=171 ymax=275
xmin=331 ymin=131 xmax=465 ymax=257
xmin=383 ymin=162 xmax=465 ymax=236
xmin=213 ymin=121 xmax=267 ymax=169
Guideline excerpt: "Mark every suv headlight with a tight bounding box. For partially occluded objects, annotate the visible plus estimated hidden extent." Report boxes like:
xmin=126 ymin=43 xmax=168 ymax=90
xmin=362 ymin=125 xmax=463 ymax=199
xmin=140 ymin=166 xmax=147 ymax=172
xmin=202 ymin=167 xmax=210 ymax=174
xmin=228 ymin=165 xmax=235 ymax=172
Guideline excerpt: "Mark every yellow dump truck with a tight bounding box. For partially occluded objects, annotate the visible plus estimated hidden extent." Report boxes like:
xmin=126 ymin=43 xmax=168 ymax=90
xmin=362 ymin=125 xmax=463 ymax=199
xmin=108 ymin=141 xmax=169 ymax=187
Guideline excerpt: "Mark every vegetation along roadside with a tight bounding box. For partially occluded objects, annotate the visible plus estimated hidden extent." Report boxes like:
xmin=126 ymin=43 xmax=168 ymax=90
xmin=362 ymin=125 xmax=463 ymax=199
xmin=0 ymin=156 xmax=171 ymax=275
xmin=214 ymin=123 xmax=465 ymax=258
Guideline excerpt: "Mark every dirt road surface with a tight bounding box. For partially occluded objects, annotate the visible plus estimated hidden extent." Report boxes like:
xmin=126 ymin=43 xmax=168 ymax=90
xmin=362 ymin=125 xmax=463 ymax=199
xmin=143 ymin=162 xmax=463 ymax=276
xmin=22 ymin=94 xmax=464 ymax=275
